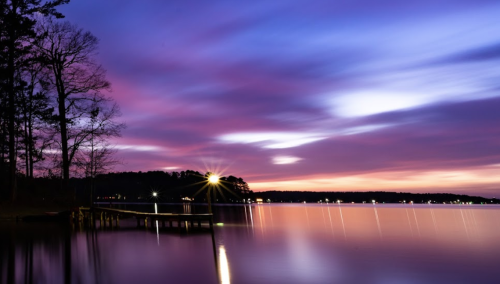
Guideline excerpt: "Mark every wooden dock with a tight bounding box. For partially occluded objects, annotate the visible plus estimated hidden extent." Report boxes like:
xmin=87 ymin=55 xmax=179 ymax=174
xmin=74 ymin=207 xmax=213 ymax=230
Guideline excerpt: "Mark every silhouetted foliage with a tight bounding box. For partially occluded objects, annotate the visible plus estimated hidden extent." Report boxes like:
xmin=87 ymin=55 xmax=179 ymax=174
xmin=0 ymin=0 xmax=69 ymax=201
xmin=0 ymin=2 xmax=125 ymax=203
xmin=91 ymin=170 xmax=252 ymax=204
xmin=35 ymin=19 xmax=115 ymax=188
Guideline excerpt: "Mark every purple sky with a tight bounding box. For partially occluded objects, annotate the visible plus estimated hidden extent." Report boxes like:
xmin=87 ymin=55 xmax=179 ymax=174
xmin=59 ymin=0 xmax=500 ymax=197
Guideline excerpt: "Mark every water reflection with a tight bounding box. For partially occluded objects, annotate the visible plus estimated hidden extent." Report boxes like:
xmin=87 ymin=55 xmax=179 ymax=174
xmin=231 ymin=204 xmax=500 ymax=283
xmin=1 ymin=204 xmax=500 ymax=284
xmin=183 ymin=202 xmax=192 ymax=214
xmin=154 ymin=203 xmax=159 ymax=246
xmin=326 ymin=206 xmax=334 ymax=237
xmin=218 ymin=246 xmax=230 ymax=284
xmin=0 ymin=222 xmax=218 ymax=284
xmin=413 ymin=206 xmax=421 ymax=238
xmin=338 ymin=203 xmax=347 ymax=239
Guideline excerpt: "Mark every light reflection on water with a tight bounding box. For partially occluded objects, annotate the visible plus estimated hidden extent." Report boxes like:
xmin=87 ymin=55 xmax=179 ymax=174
xmin=1 ymin=204 xmax=500 ymax=284
xmin=219 ymin=245 xmax=230 ymax=284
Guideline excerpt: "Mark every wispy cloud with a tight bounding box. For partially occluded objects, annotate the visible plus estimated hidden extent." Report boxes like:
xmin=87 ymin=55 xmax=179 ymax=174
xmin=59 ymin=0 xmax=500 ymax=196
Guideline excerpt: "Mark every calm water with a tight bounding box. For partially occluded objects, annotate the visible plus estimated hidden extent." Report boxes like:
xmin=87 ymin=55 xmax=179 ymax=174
xmin=1 ymin=203 xmax=500 ymax=284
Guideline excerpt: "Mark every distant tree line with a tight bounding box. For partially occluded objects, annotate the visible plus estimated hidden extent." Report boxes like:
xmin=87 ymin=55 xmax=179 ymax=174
xmin=255 ymin=191 xmax=499 ymax=204
xmin=11 ymin=170 xmax=252 ymax=205
xmin=91 ymin=170 xmax=252 ymax=203
xmin=0 ymin=0 xmax=124 ymax=201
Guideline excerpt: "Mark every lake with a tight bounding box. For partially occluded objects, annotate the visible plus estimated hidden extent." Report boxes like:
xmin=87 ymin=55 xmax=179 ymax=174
xmin=1 ymin=203 xmax=500 ymax=284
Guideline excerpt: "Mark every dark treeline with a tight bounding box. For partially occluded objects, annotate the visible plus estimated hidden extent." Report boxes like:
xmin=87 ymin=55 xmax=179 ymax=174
xmin=11 ymin=172 xmax=498 ymax=206
xmin=255 ymin=191 xmax=499 ymax=204
xmin=1 ymin=0 xmax=124 ymax=202
xmin=12 ymin=170 xmax=252 ymax=205
xmin=92 ymin=170 xmax=252 ymax=203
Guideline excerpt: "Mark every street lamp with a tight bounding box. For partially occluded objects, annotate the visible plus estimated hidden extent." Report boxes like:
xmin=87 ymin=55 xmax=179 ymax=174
xmin=207 ymin=175 xmax=219 ymax=214
xmin=208 ymin=175 xmax=219 ymax=184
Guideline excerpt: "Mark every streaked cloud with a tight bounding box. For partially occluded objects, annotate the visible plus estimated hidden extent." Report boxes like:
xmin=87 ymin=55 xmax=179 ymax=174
xmin=218 ymin=132 xmax=327 ymax=149
xmin=272 ymin=156 xmax=302 ymax=165
xmin=341 ymin=124 xmax=393 ymax=135
xmin=162 ymin=166 xmax=180 ymax=171
xmin=115 ymin=145 xmax=165 ymax=152
xmin=58 ymin=0 xmax=500 ymax=197
xmin=333 ymin=91 xmax=427 ymax=117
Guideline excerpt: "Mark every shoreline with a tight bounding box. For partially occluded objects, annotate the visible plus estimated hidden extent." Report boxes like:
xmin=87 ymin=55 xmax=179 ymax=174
xmin=0 ymin=201 xmax=73 ymax=221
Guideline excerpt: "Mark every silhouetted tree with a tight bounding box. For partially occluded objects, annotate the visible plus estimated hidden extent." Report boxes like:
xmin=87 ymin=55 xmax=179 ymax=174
xmin=225 ymin=175 xmax=250 ymax=196
xmin=35 ymin=19 xmax=110 ymax=189
xmin=72 ymin=94 xmax=124 ymax=203
xmin=72 ymin=94 xmax=124 ymax=176
xmin=0 ymin=0 xmax=68 ymax=200
xmin=17 ymin=52 xmax=53 ymax=179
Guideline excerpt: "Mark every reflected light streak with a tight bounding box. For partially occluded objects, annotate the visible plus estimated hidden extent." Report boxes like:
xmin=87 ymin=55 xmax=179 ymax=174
xmin=248 ymin=205 xmax=254 ymax=231
xmin=268 ymin=206 xmax=274 ymax=227
xmin=460 ymin=208 xmax=470 ymax=240
xmin=219 ymin=246 xmax=230 ymax=284
xmin=413 ymin=207 xmax=421 ymax=238
xmin=244 ymin=205 xmax=248 ymax=225
xmin=156 ymin=222 xmax=159 ymax=246
xmin=430 ymin=206 xmax=439 ymax=236
xmin=304 ymin=206 xmax=310 ymax=230
xmin=405 ymin=208 xmax=414 ymax=237
xmin=470 ymin=210 xmax=478 ymax=227
xmin=373 ymin=206 xmax=382 ymax=240
xmin=470 ymin=210 xmax=477 ymax=227
xmin=154 ymin=203 xmax=159 ymax=246
xmin=183 ymin=203 xmax=192 ymax=214
xmin=258 ymin=205 xmax=264 ymax=235
xmin=338 ymin=204 xmax=347 ymax=239
xmin=327 ymin=206 xmax=335 ymax=237
xmin=469 ymin=210 xmax=479 ymax=237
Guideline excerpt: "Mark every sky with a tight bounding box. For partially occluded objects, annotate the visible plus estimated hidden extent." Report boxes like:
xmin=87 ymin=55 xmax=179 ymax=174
xmin=58 ymin=0 xmax=500 ymax=197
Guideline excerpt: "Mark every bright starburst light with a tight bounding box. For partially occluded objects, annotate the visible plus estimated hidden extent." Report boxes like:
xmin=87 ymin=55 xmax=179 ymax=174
xmin=186 ymin=157 xmax=242 ymax=210
xmin=208 ymin=175 xmax=220 ymax=184
xmin=149 ymin=187 xmax=162 ymax=200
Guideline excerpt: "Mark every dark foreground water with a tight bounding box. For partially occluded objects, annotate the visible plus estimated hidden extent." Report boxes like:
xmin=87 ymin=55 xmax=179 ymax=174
xmin=1 ymin=203 xmax=500 ymax=284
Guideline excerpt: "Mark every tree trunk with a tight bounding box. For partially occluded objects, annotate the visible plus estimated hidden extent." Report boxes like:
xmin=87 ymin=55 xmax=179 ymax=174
xmin=24 ymin=117 xmax=29 ymax=178
xmin=53 ymin=59 xmax=70 ymax=189
xmin=28 ymin=119 xmax=33 ymax=179
xmin=7 ymin=5 xmax=17 ymax=201
xmin=58 ymin=92 xmax=70 ymax=186
xmin=27 ymin=84 xmax=34 ymax=179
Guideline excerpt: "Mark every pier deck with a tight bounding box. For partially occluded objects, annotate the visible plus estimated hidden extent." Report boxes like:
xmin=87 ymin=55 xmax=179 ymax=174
xmin=75 ymin=207 xmax=213 ymax=230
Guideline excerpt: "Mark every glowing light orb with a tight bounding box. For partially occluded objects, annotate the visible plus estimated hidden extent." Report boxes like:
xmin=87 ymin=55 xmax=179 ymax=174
xmin=152 ymin=192 xmax=158 ymax=197
xmin=208 ymin=175 xmax=220 ymax=184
